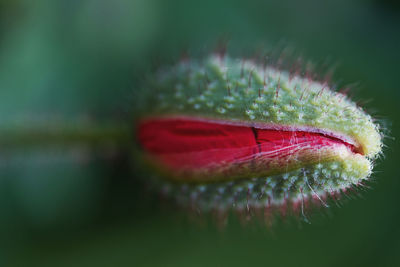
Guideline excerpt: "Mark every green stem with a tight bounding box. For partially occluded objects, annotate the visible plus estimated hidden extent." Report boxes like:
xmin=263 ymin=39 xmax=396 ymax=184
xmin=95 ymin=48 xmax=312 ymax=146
xmin=0 ymin=119 xmax=133 ymax=150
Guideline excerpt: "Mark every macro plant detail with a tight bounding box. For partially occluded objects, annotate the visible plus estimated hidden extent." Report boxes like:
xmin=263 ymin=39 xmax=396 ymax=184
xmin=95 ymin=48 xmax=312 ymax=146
xmin=134 ymin=53 xmax=383 ymax=219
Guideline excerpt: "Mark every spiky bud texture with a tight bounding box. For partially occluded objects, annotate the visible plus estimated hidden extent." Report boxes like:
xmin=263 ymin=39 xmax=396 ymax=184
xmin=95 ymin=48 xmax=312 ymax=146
xmin=134 ymin=54 xmax=382 ymax=215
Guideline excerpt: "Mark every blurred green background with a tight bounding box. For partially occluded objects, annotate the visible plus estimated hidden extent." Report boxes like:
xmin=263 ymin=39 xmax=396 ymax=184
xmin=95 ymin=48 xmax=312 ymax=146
xmin=1 ymin=0 xmax=399 ymax=266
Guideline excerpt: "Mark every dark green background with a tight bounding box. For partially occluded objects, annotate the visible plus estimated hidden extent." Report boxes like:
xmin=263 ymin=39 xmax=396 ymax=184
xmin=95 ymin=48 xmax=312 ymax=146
xmin=1 ymin=0 xmax=399 ymax=266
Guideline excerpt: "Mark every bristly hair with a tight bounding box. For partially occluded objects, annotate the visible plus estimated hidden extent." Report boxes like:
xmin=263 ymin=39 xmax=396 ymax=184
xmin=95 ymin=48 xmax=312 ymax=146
xmin=132 ymin=41 xmax=385 ymax=227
